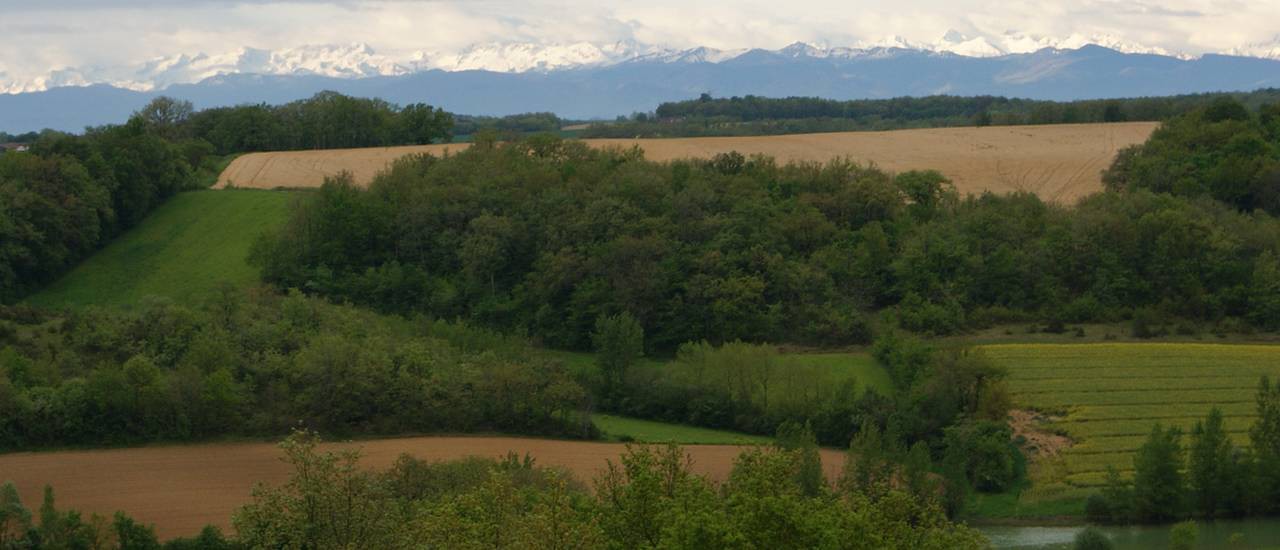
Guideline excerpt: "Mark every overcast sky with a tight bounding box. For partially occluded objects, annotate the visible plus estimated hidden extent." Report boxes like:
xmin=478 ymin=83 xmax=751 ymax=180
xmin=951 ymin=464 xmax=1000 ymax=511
xmin=2 ymin=0 xmax=1278 ymax=82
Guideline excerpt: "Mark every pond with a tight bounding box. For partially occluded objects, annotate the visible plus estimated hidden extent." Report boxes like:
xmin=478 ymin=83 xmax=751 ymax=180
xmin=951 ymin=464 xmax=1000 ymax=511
xmin=979 ymin=518 xmax=1280 ymax=549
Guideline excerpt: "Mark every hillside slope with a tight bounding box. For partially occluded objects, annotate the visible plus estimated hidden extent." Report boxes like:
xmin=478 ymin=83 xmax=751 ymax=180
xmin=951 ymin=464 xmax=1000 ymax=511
xmin=27 ymin=190 xmax=293 ymax=308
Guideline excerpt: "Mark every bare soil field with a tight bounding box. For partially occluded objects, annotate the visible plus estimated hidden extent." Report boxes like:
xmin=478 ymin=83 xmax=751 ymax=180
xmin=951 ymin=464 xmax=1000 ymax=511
xmin=217 ymin=122 xmax=1157 ymax=203
xmin=0 ymin=436 xmax=844 ymax=539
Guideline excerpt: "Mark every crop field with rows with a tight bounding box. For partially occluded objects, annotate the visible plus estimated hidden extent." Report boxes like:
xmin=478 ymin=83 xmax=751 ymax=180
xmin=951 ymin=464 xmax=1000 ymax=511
xmin=985 ymin=343 xmax=1280 ymax=488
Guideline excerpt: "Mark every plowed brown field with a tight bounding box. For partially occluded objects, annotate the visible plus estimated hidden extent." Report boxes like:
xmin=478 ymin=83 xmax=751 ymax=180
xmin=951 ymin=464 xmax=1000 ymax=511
xmin=217 ymin=122 xmax=1157 ymax=203
xmin=0 ymin=437 xmax=844 ymax=539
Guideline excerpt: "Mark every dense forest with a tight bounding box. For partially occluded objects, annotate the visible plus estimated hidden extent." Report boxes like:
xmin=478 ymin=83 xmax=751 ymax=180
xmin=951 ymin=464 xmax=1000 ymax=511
xmin=256 ymin=99 xmax=1280 ymax=351
xmin=1106 ymin=98 xmax=1280 ymax=214
xmin=583 ymin=89 xmax=1280 ymax=138
xmin=0 ymin=289 xmax=590 ymax=450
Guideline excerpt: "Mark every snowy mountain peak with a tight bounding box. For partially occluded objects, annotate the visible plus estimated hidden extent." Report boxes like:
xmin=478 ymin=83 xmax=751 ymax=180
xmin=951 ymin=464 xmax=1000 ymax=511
xmin=1229 ymin=36 xmax=1280 ymax=60
xmin=417 ymin=41 xmax=667 ymax=73
xmin=3 ymin=34 xmax=1273 ymax=95
xmin=935 ymin=30 xmax=1004 ymax=57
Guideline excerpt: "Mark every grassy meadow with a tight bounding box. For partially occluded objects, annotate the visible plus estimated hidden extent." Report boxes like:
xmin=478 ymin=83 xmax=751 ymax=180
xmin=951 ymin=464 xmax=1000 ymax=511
xmin=548 ymin=349 xmax=892 ymax=398
xmin=27 ymin=190 xmax=294 ymax=309
xmin=986 ymin=343 xmax=1280 ymax=489
xmin=593 ymin=414 xmax=774 ymax=445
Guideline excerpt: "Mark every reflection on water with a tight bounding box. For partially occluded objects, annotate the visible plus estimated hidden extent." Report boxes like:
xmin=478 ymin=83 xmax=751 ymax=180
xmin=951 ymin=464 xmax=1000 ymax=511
xmin=978 ymin=518 xmax=1280 ymax=549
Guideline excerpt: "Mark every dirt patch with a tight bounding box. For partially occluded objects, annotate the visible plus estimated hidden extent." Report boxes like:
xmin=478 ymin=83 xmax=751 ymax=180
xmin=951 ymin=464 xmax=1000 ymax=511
xmin=0 ymin=436 xmax=845 ymax=540
xmin=1009 ymin=409 xmax=1073 ymax=459
xmin=216 ymin=122 xmax=1158 ymax=203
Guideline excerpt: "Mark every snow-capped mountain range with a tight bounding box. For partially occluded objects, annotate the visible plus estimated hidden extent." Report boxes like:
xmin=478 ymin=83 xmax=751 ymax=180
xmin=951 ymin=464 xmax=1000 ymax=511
xmin=4 ymin=31 xmax=1277 ymax=95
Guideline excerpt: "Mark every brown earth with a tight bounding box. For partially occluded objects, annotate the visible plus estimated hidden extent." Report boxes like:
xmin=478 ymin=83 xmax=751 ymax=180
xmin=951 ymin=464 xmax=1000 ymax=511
xmin=1009 ymin=409 xmax=1073 ymax=458
xmin=0 ymin=436 xmax=845 ymax=540
xmin=216 ymin=122 xmax=1158 ymax=203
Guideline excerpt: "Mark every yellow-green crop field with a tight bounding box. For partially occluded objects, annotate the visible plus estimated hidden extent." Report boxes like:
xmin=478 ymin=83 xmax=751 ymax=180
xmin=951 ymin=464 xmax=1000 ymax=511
xmin=984 ymin=343 xmax=1280 ymax=488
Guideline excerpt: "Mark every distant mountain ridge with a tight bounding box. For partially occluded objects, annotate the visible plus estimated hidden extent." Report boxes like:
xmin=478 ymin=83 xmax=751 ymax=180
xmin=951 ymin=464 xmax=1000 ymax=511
xmin=6 ymin=33 xmax=1275 ymax=96
xmin=4 ymin=42 xmax=1280 ymax=132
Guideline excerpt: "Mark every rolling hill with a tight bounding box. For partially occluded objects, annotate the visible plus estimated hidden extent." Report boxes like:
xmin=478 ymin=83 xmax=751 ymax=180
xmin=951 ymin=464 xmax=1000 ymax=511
xmin=26 ymin=190 xmax=294 ymax=309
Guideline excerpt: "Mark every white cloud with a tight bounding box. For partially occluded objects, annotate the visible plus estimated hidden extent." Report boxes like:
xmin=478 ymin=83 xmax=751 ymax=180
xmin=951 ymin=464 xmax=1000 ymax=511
xmin=1 ymin=0 xmax=1279 ymax=89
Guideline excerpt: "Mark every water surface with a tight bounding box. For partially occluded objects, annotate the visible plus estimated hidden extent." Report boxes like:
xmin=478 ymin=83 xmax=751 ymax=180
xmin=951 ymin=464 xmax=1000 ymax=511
xmin=980 ymin=518 xmax=1280 ymax=549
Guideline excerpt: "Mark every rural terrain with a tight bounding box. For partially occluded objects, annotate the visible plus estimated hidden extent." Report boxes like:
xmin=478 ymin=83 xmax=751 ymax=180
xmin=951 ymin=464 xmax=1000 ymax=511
xmin=0 ymin=436 xmax=846 ymax=539
xmin=217 ymin=122 xmax=1157 ymax=203
xmin=5 ymin=88 xmax=1280 ymax=549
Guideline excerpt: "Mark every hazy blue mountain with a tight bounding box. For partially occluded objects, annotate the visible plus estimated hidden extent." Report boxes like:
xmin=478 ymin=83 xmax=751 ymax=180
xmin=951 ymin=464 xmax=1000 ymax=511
xmin=5 ymin=45 xmax=1280 ymax=132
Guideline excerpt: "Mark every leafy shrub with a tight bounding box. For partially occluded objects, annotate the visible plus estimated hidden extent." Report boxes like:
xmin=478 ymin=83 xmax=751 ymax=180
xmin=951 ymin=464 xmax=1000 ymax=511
xmin=1073 ymin=526 xmax=1114 ymax=550
xmin=943 ymin=420 xmax=1024 ymax=492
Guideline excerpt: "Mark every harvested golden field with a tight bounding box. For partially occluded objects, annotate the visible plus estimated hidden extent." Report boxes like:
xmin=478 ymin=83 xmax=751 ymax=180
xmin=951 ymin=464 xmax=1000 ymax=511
xmin=217 ymin=122 xmax=1158 ymax=203
xmin=0 ymin=436 xmax=844 ymax=539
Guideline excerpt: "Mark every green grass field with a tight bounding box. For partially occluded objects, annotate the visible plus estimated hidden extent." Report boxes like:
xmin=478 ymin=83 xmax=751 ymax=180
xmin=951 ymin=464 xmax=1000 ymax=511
xmin=547 ymin=349 xmax=892 ymax=397
xmin=27 ymin=190 xmax=294 ymax=309
xmin=593 ymin=414 xmax=773 ymax=445
xmin=986 ymin=343 xmax=1280 ymax=488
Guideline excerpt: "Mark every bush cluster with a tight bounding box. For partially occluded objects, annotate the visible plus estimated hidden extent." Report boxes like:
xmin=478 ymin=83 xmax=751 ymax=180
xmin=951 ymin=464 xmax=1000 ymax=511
xmin=0 ymin=289 xmax=592 ymax=450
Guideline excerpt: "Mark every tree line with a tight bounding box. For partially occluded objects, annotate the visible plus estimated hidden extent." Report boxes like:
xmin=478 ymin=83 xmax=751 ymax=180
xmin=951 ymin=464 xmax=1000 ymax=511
xmin=582 ymin=89 xmax=1280 ymax=138
xmin=117 ymin=94 xmax=567 ymax=157
xmin=179 ymin=92 xmax=453 ymax=155
xmin=255 ymin=101 xmax=1280 ymax=351
xmin=1087 ymin=377 xmax=1280 ymax=524
xmin=0 ymin=430 xmax=990 ymax=548
xmin=0 ymin=288 xmax=592 ymax=451
xmin=0 ymin=115 xmax=215 ymax=303
xmin=1106 ymin=97 xmax=1280 ymax=215
xmin=0 ymin=131 xmax=39 ymax=144
xmin=590 ymin=317 xmax=1023 ymax=514
xmin=453 ymin=112 xmax=565 ymax=137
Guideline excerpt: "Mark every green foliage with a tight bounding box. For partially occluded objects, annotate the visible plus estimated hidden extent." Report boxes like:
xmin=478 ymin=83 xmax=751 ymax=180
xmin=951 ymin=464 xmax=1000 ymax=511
xmin=592 ymin=312 xmax=644 ymax=393
xmin=843 ymin=424 xmax=896 ymax=498
xmin=1073 ymin=526 xmax=1114 ymax=550
xmin=895 ymin=170 xmax=957 ymax=222
xmin=228 ymin=432 xmax=986 ymax=549
xmin=186 ymin=91 xmax=452 ymax=154
xmin=113 ymin=512 xmax=162 ymax=550
xmin=872 ymin=331 xmax=935 ymax=391
xmin=1131 ymin=424 xmax=1186 ymax=522
xmin=161 ymin=526 xmax=241 ymax=550
xmin=0 ymin=289 xmax=592 ymax=450
xmin=1169 ymin=520 xmax=1198 ymax=550
xmin=1188 ymin=408 xmax=1235 ymax=517
xmin=3 ymin=484 xmax=168 ymax=549
xmin=1105 ymin=98 xmax=1280 ymax=214
xmin=136 ymin=97 xmax=195 ymax=140
xmin=584 ymin=90 xmax=1280 ymax=138
xmin=253 ymin=135 xmax=1280 ymax=346
xmin=0 ymin=482 xmax=32 ymax=548
xmin=452 ymin=112 xmax=564 ymax=136
xmin=600 ymin=340 xmax=894 ymax=447
xmin=942 ymin=420 xmax=1024 ymax=493
xmin=592 ymin=414 xmax=773 ymax=445
xmin=234 ymin=432 xmax=403 ymax=549
xmin=0 ymin=106 xmax=231 ymax=304
xmin=774 ymin=421 xmax=825 ymax=497
xmin=1249 ymin=251 xmax=1280 ymax=330
xmin=1252 ymin=376 xmax=1280 ymax=513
